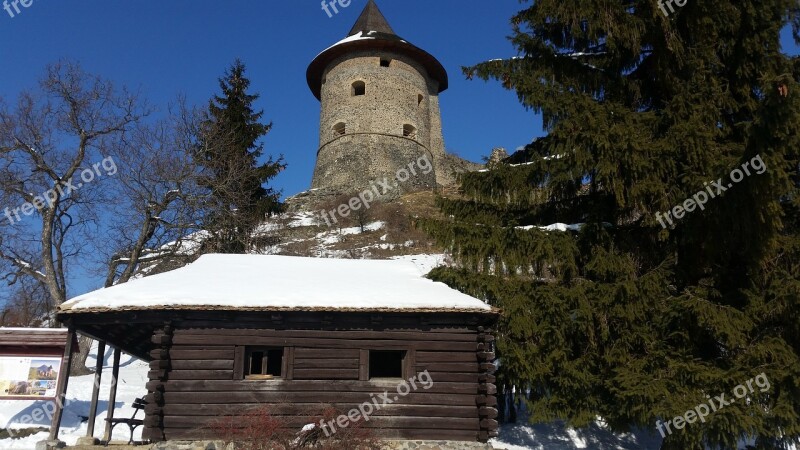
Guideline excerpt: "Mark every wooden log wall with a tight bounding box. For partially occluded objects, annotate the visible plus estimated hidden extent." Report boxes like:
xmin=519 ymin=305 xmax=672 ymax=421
xmin=139 ymin=313 xmax=498 ymax=443
xmin=476 ymin=326 xmax=499 ymax=441
xmin=142 ymin=323 xmax=172 ymax=442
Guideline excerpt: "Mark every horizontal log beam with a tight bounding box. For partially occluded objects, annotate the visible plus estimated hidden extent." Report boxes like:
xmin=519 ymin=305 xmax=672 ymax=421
xmin=170 ymin=336 xmax=475 ymax=352
xmin=147 ymin=403 xmax=479 ymax=418
xmin=162 ymin=391 xmax=478 ymax=406
xmin=165 ymin=427 xmax=478 ymax=442
xmin=151 ymin=379 xmax=477 ymax=394
xmin=176 ymin=329 xmax=478 ymax=342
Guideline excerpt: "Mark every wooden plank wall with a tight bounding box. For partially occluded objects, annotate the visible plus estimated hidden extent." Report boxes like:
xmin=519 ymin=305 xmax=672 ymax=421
xmin=143 ymin=317 xmax=497 ymax=443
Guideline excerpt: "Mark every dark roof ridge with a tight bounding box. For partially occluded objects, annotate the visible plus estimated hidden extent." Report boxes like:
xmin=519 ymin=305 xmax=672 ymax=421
xmin=348 ymin=0 xmax=396 ymax=37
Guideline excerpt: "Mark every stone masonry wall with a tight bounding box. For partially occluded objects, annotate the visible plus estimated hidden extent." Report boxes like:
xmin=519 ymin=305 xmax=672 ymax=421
xmin=312 ymin=50 xmax=446 ymax=194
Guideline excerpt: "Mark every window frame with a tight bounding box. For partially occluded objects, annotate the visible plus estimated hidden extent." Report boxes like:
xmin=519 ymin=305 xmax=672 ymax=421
xmin=361 ymin=349 xmax=413 ymax=381
xmin=235 ymin=346 xmax=290 ymax=381
xmin=403 ymin=124 xmax=417 ymax=139
xmin=332 ymin=122 xmax=347 ymax=137
xmin=352 ymin=80 xmax=366 ymax=96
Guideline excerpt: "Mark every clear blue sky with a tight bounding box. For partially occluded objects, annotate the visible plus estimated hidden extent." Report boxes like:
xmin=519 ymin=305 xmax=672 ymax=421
xmin=0 ymin=0 xmax=540 ymax=199
xmin=0 ymin=1 xmax=797 ymax=299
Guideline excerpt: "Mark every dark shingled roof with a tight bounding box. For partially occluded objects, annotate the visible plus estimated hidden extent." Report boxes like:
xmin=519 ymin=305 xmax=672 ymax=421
xmin=348 ymin=0 xmax=395 ymax=37
xmin=307 ymin=0 xmax=448 ymax=100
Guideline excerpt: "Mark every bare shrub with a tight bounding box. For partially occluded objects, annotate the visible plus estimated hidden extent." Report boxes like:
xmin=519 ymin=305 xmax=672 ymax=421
xmin=209 ymin=404 xmax=382 ymax=450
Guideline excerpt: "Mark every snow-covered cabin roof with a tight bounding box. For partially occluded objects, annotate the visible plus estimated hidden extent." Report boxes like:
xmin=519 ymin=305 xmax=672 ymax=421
xmin=59 ymin=254 xmax=495 ymax=314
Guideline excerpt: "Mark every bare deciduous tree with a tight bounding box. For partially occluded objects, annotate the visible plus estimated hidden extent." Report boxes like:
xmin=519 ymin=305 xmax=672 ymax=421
xmin=99 ymin=101 xmax=208 ymax=287
xmin=0 ymin=61 xmax=146 ymax=309
xmin=0 ymin=61 xmax=282 ymax=374
xmin=0 ymin=62 xmax=146 ymax=375
xmin=0 ymin=279 xmax=52 ymax=327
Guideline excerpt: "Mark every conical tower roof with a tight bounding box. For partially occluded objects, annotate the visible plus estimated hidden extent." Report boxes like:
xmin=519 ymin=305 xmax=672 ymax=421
xmin=348 ymin=0 xmax=395 ymax=37
xmin=307 ymin=0 xmax=448 ymax=100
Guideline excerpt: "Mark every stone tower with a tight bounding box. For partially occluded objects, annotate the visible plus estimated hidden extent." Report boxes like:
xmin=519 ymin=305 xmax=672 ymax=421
xmin=307 ymin=0 xmax=450 ymax=195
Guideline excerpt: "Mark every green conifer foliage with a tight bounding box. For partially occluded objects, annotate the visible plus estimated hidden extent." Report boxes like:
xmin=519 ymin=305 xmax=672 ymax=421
xmin=197 ymin=60 xmax=285 ymax=253
xmin=420 ymin=1 xmax=800 ymax=448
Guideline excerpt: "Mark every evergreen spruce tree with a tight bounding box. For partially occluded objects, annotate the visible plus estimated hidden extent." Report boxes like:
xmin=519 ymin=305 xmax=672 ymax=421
xmin=420 ymin=1 xmax=800 ymax=448
xmin=197 ymin=59 xmax=285 ymax=253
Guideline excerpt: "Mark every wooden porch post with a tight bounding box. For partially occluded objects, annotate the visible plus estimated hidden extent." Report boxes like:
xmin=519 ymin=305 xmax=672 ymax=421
xmin=48 ymin=326 xmax=76 ymax=441
xmin=102 ymin=347 xmax=122 ymax=443
xmin=86 ymin=340 xmax=106 ymax=438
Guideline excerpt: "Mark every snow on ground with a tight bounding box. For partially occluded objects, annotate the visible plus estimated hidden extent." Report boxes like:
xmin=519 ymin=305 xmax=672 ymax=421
xmin=315 ymin=221 xmax=386 ymax=245
xmin=489 ymin=404 xmax=798 ymax=450
xmin=390 ymin=254 xmax=447 ymax=275
xmin=488 ymin=399 xmax=663 ymax=449
xmin=0 ymin=343 xmax=148 ymax=449
xmin=491 ymin=420 xmax=662 ymax=450
xmin=517 ymin=223 xmax=584 ymax=232
xmin=287 ymin=211 xmax=320 ymax=228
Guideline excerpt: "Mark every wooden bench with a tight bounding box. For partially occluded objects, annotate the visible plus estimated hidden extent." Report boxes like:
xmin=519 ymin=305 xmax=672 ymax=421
xmin=105 ymin=397 xmax=146 ymax=445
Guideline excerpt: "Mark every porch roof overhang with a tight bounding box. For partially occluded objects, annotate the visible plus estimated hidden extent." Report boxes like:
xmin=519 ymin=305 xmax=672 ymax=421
xmin=58 ymin=308 xmax=499 ymax=362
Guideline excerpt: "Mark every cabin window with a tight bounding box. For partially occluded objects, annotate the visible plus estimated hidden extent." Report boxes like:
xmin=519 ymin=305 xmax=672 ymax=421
xmin=352 ymin=81 xmax=366 ymax=96
xmin=245 ymin=347 xmax=284 ymax=379
xmin=369 ymin=350 xmax=405 ymax=379
xmin=333 ymin=122 xmax=346 ymax=137
xmin=380 ymin=59 xmax=391 ymax=68
xmin=403 ymin=124 xmax=417 ymax=139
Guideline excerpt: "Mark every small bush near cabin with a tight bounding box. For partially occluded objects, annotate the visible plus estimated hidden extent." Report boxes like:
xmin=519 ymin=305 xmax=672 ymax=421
xmin=209 ymin=404 xmax=381 ymax=450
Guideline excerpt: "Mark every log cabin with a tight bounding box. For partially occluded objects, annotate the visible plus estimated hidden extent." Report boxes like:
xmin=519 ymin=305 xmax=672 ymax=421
xmin=56 ymin=254 xmax=500 ymax=444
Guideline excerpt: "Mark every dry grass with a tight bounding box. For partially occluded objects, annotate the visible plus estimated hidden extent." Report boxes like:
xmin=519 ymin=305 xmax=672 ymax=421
xmin=267 ymin=188 xmax=448 ymax=260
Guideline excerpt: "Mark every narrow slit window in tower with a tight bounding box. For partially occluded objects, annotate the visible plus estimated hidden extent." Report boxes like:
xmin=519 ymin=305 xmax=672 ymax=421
xmin=403 ymin=124 xmax=417 ymax=139
xmin=333 ymin=122 xmax=346 ymax=137
xmin=417 ymin=94 xmax=424 ymax=106
xmin=352 ymin=81 xmax=366 ymax=96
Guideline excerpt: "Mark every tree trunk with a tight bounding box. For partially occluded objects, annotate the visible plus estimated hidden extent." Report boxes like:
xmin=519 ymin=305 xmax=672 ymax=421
xmin=497 ymin=384 xmax=507 ymax=423
xmin=69 ymin=336 xmax=95 ymax=376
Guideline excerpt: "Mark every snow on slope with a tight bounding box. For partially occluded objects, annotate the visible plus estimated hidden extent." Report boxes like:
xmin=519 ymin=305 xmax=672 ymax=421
xmin=390 ymin=254 xmax=448 ymax=275
xmin=489 ymin=403 xmax=797 ymax=450
xmin=491 ymin=420 xmax=662 ymax=450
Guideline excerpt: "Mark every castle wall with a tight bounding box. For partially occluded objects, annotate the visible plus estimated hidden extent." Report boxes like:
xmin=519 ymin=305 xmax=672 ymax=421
xmin=427 ymin=89 xmax=452 ymax=186
xmin=312 ymin=50 xmax=444 ymax=194
xmin=312 ymin=133 xmax=437 ymax=194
